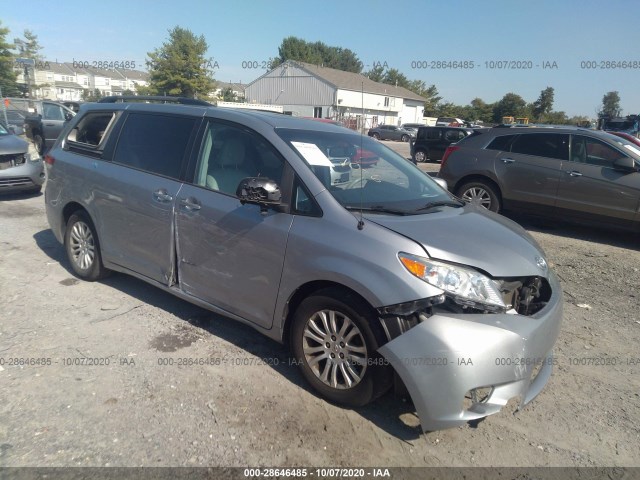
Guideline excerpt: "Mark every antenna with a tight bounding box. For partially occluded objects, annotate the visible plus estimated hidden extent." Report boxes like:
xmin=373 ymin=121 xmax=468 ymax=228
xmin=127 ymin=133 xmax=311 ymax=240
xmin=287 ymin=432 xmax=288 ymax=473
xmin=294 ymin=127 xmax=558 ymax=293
xmin=357 ymin=80 xmax=365 ymax=230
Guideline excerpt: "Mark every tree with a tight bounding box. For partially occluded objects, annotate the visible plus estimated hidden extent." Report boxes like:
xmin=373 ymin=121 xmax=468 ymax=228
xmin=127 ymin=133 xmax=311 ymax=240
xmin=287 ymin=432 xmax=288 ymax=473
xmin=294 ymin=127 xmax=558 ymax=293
xmin=421 ymin=85 xmax=443 ymax=117
xmin=14 ymin=29 xmax=43 ymax=60
xmin=0 ymin=21 xmax=19 ymax=97
xmin=381 ymin=68 xmax=410 ymax=88
xmin=532 ymin=87 xmax=554 ymax=121
xmin=221 ymin=86 xmax=237 ymax=102
xmin=363 ymin=64 xmax=385 ymax=82
xmin=599 ymin=91 xmax=621 ymax=118
xmin=492 ymin=92 xmax=527 ymax=122
xmin=146 ymin=26 xmax=216 ymax=98
xmin=468 ymin=98 xmax=494 ymax=123
xmin=82 ymin=88 xmax=103 ymax=101
xmin=276 ymin=36 xmax=363 ymax=73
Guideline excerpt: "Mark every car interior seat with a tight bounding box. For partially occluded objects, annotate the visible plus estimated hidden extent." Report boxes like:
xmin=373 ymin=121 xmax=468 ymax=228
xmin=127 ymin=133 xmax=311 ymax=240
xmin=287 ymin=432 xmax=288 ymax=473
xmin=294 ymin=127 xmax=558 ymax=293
xmin=206 ymin=135 xmax=253 ymax=194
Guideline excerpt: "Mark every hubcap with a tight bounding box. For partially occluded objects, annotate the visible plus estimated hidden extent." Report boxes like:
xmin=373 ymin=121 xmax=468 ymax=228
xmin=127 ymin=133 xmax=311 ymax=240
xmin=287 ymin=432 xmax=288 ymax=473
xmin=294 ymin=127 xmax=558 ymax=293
xmin=69 ymin=221 xmax=95 ymax=270
xmin=415 ymin=151 xmax=426 ymax=162
xmin=302 ymin=309 xmax=367 ymax=390
xmin=462 ymin=187 xmax=492 ymax=209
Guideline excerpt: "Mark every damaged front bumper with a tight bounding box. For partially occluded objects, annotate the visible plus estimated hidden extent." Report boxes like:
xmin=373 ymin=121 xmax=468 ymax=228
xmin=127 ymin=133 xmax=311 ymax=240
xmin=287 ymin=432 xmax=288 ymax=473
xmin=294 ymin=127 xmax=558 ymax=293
xmin=378 ymin=272 xmax=563 ymax=432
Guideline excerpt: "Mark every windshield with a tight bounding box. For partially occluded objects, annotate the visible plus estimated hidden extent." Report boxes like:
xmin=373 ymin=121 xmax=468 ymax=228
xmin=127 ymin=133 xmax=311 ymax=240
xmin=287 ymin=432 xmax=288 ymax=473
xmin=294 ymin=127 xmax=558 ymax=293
xmin=0 ymin=123 xmax=9 ymax=135
xmin=277 ymin=128 xmax=458 ymax=214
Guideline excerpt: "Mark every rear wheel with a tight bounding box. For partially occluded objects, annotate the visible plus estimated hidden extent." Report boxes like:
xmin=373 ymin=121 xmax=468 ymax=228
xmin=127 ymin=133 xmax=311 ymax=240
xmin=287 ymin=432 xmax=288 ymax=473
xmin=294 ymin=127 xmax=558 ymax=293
xmin=372 ymin=133 xmax=380 ymax=140
xmin=456 ymin=180 xmax=501 ymax=213
xmin=64 ymin=210 xmax=110 ymax=281
xmin=291 ymin=288 xmax=392 ymax=406
xmin=414 ymin=150 xmax=427 ymax=163
xmin=401 ymin=134 xmax=409 ymax=142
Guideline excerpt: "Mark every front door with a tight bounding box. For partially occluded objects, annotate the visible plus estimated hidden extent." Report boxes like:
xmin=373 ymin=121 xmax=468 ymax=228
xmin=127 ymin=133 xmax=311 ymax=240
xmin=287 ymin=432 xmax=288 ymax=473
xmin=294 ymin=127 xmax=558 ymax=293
xmin=175 ymin=120 xmax=292 ymax=328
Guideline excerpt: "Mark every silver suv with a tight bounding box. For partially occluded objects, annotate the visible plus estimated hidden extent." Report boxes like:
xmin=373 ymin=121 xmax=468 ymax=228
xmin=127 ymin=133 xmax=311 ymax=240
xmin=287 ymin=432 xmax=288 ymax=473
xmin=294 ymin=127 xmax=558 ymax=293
xmin=44 ymin=97 xmax=563 ymax=432
xmin=438 ymin=126 xmax=640 ymax=231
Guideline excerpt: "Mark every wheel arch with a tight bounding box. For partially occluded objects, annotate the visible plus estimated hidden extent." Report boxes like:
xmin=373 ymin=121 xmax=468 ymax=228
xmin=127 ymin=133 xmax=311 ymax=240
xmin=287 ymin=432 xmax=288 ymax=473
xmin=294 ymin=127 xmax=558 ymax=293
xmin=454 ymin=174 xmax=503 ymax=204
xmin=281 ymin=280 xmax=377 ymax=349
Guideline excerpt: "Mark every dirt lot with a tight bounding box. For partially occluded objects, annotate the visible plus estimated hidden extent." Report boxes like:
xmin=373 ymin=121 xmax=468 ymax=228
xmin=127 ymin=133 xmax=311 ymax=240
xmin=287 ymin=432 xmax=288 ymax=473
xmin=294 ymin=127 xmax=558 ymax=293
xmin=0 ymin=140 xmax=639 ymax=471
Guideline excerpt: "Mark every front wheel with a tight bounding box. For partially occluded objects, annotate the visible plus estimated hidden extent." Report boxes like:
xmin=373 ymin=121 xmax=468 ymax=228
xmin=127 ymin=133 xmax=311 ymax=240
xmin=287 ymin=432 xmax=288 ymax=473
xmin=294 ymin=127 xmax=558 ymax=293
xmin=291 ymin=289 xmax=392 ymax=407
xmin=372 ymin=133 xmax=380 ymax=140
xmin=456 ymin=181 xmax=501 ymax=212
xmin=64 ymin=210 xmax=110 ymax=281
xmin=33 ymin=133 xmax=45 ymax=155
xmin=401 ymin=134 xmax=409 ymax=142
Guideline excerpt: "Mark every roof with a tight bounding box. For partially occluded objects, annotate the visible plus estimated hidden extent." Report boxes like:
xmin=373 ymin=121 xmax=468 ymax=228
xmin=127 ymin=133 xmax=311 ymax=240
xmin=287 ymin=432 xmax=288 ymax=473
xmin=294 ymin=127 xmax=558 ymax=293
xmin=54 ymin=81 xmax=84 ymax=89
xmin=282 ymin=61 xmax=426 ymax=102
xmin=216 ymin=81 xmax=246 ymax=92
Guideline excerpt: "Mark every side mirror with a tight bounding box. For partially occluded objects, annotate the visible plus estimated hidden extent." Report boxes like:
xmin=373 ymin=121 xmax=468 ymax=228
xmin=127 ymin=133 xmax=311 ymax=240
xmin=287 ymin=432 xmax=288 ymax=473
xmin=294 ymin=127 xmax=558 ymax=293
xmin=236 ymin=177 xmax=282 ymax=213
xmin=613 ymin=157 xmax=637 ymax=172
xmin=433 ymin=177 xmax=448 ymax=190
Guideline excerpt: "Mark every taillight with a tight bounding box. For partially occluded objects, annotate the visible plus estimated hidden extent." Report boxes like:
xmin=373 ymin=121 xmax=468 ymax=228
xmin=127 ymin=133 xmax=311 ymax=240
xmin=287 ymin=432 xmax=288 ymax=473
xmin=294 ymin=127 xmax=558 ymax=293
xmin=441 ymin=146 xmax=459 ymax=168
xmin=44 ymin=154 xmax=55 ymax=165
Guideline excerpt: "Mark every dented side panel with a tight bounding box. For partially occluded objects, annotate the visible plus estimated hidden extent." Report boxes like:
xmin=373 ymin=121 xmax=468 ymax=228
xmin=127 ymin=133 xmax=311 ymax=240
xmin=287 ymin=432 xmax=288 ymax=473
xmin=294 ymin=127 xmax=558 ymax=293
xmin=379 ymin=272 xmax=563 ymax=432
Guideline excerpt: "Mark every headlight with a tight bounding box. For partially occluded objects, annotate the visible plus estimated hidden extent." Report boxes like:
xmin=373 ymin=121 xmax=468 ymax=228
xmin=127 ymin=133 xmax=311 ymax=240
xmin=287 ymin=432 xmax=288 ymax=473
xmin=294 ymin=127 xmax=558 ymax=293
xmin=26 ymin=153 xmax=41 ymax=163
xmin=398 ymin=253 xmax=505 ymax=310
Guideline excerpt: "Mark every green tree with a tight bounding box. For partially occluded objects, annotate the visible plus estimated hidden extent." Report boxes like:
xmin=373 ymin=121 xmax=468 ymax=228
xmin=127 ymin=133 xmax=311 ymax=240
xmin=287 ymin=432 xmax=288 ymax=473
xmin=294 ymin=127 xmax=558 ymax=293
xmin=277 ymin=36 xmax=363 ymax=73
xmin=599 ymin=91 xmax=621 ymax=118
xmin=0 ymin=21 xmax=19 ymax=97
xmin=82 ymin=88 xmax=103 ymax=101
xmin=381 ymin=68 xmax=410 ymax=88
xmin=493 ymin=92 xmax=527 ymax=122
xmin=468 ymin=98 xmax=494 ymax=123
xmin=532 ymin=87 xmax=554 ymax=121
xmin=221 ymin=86 xmax=237 ymax=102
xmin=146 ymin=26 xmax=216 ymax=98
xmin=14 ymin=29 xmax=43 ymax=60
xmin=363 ymin=64 xmax=385 ymax=82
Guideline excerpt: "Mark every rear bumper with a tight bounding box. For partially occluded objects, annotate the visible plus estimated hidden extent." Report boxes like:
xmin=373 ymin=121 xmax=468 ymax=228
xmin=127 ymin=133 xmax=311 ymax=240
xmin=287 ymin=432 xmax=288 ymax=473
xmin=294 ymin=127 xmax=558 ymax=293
xmin=378 ymin=272 xmax=563 ymax=432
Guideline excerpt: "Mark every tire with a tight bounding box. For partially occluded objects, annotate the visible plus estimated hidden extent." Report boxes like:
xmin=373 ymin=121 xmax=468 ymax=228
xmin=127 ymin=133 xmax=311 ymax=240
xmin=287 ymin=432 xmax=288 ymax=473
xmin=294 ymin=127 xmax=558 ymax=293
xmin=64 ymin=210 xmax=110 ymax=281
xmin=291 ymin=288 xmax=393 ymax=407
xmin=33 ymin=132 xmax=45 ymax=155
xmin=372 ymin=133 xmax=380 ymax=140
xmin=456 ymin=180 xmax=501 ymax=213
xmin=414 ymin=150 xmax=427 ymax=163
xmin=401 ymin=134 xmax=409 ymax=142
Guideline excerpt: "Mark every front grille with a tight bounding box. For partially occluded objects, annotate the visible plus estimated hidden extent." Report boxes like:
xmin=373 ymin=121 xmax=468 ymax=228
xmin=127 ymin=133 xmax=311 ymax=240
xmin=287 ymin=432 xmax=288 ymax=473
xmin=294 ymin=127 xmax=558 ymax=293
xmin=0 ymin=177 xmax=34 ymax=187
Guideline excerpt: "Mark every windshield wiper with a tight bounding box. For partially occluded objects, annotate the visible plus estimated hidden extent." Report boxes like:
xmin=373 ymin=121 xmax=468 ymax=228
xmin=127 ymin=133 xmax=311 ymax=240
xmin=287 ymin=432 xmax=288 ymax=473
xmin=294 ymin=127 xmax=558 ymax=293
xmin=344 ymin=205 xmax=410 ymax=216
xmin=415 ymin=200 xmax=464 ymax=211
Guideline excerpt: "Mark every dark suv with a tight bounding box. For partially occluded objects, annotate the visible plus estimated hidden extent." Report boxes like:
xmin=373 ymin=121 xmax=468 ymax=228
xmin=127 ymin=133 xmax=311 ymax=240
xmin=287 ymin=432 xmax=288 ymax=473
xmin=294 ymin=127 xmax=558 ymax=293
xmin=438 ymin=126 xmax=640 ymax=231
xmin=410 ymin=126 xmax=473 ymax=163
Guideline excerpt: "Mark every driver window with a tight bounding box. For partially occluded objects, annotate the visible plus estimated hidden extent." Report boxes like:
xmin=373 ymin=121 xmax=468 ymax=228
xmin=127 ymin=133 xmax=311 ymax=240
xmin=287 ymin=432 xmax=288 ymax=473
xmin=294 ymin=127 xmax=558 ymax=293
xmin=194 ymin=121 xmax=285 ymax=196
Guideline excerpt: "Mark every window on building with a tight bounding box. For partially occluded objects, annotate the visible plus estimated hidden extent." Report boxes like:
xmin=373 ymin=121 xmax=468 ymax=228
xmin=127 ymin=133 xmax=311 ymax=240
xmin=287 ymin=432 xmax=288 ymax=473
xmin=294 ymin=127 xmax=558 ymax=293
xmin=313 ymin=107 xmax=323 ymax=118
xmin=384 ymin=97 xmax=389 ymax=107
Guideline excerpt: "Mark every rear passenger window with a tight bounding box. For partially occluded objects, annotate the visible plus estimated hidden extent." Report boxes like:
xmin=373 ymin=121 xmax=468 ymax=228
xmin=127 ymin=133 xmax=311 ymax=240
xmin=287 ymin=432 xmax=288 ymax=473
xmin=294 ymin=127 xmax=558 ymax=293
xmin=510 ymin=133 xmax=569 ymax=160
xmin=425 ymin=129 xmax=441 ymax=140
xmin=66 ymin=112 xmax=116 ymax=150
xmin=113 ymin=113 xmax=196 ymax=179
xmin=485 ymin=135 xmax=516 ymax=151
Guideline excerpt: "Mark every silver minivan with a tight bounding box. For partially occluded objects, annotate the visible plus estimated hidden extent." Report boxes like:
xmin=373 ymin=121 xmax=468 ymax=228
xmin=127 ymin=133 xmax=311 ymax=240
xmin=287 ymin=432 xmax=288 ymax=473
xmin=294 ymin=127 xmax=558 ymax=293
xmin=44 ymin=98 xmax=563 ymax=432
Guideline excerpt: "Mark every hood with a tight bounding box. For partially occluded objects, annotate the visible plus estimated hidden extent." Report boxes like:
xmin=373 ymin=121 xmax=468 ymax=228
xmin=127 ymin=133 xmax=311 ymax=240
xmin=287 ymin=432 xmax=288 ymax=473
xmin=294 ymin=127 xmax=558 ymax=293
xmin=365 ymin=205 xmax=548 ymax=278
xmin=0 ymin=134 xmax=29 ymax=155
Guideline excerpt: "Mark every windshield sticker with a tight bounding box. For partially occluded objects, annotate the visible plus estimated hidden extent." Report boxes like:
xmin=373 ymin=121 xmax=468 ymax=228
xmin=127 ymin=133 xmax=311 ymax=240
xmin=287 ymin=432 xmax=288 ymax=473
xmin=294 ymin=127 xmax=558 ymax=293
xmin=623 ymin=144 xmax=640 ymax=157
xmin=291 ymin=141 xmax=333 ymax=167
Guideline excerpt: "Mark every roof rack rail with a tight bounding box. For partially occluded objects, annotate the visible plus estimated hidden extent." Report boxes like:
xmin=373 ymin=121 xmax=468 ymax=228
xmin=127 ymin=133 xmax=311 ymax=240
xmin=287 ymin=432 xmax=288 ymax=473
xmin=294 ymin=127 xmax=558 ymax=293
xmin=97 ymin=95 xmax=212 ymax=106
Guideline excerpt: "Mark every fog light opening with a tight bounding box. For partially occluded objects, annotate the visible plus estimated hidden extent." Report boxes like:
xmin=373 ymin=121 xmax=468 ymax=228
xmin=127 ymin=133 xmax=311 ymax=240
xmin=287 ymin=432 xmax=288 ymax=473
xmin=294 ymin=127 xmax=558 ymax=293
xmin=463 ymin=386 xmax=494 ymax=410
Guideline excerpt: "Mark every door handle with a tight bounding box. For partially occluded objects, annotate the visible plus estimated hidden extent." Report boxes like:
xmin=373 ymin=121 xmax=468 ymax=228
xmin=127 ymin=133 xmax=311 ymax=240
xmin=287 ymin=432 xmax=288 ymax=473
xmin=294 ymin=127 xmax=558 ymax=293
xmin=501 ymin=158 xmax=515 ymax=164
xmin=153 ymin=189 xmax=173 ymax=202
xmin=566 ymin=170 xmax=583 ymax=177
xmin=180 ymin=198 xmax=201 ymax=211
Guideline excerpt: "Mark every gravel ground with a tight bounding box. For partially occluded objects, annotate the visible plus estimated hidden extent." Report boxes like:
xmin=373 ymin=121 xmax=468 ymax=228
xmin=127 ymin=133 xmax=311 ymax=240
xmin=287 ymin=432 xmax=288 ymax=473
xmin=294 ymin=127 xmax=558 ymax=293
xmin=0 ymin=140 xmax=639 ymax=472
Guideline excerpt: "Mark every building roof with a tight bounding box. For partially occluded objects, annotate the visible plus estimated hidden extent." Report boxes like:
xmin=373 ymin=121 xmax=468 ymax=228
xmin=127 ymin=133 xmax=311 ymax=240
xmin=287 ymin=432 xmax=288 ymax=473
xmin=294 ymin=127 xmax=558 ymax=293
xmin=216 ymin=81 xmax=246 ymax=93
xmin=278 ymin=60 xmax=426 ymax=102
xmin=54 ymin=81 xmax=84 ymax=89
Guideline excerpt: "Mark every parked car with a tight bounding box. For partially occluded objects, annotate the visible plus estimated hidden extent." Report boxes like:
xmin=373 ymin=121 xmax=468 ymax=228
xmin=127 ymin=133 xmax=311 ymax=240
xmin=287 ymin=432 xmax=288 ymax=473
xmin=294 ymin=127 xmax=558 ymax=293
xmin=0 ymin=121 xmax=45 ymax=194
xmin=44 ymin=96 xmax=563 ymax=432
xmin=438 ymin=126 xmax=640 ymax=231
xmin=1 ymin=108 xmax=29 ymax=135
xmin=367 ymin=124 xmax=415 ymax=142
xmin=23 ymin=100 xmax=76 ymax=154
xmin=436 ymin=117 xmax=465 ymax=127
xmin=607 ymin=131 xmax=640 ymax=148
xmin=410 ymin=126 xmax=474 ymax=163
xmin=602 ymin=115 xmax=639 ymax=138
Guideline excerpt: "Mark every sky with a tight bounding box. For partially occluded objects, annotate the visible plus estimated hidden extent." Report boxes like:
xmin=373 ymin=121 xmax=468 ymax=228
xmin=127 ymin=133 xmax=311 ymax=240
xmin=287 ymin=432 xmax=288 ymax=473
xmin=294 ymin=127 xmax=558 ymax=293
xmin=2 ymin=0 xmax=639 ymax=117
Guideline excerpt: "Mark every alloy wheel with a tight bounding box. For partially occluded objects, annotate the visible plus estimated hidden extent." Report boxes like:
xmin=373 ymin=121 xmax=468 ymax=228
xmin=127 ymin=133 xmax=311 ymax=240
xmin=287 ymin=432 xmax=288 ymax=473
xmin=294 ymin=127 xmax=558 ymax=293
xmin=69 ymin=221 xmax=96 ymax=270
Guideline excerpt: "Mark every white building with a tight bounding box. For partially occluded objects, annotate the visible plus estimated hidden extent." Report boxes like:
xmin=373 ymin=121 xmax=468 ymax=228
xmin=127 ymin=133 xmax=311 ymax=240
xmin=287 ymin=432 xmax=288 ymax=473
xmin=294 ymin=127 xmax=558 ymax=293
xmin=245 ymin=60 xmax=426 ymax=129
